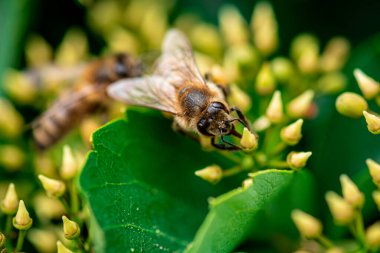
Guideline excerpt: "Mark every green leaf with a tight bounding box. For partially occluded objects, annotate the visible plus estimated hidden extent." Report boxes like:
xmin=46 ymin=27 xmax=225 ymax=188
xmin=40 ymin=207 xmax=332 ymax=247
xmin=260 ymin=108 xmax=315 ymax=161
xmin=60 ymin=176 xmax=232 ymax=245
xmin=80 ymin=109 xmax=240 ymax=253
xmin=186 ymin=169 xmax=295 ymax=253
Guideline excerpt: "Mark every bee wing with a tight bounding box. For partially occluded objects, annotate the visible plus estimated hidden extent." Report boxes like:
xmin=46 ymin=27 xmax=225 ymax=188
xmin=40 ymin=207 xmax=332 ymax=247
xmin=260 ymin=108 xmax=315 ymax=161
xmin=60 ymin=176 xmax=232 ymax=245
xmin=107 ymin=76 xmax=178 ymax=114
xmin=155 ymin=29 xmax=206 ymax=87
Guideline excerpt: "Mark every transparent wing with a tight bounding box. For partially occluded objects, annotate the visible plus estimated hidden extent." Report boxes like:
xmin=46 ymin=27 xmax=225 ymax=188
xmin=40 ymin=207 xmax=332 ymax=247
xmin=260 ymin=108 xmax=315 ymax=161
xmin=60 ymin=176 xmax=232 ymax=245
xmin=107 ymin=76 xmax=178 ymax=114
xmin=155 ymin=29 xmax=206 ymax=87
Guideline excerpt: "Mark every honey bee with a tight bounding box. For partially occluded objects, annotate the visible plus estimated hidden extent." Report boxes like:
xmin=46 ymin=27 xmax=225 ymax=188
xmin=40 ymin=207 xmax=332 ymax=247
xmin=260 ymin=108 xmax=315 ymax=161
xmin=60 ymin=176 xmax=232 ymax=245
xmin=32 ymin=53 xmax=142 ymax=149
xmin=107 ymin=29 xmax=251 ymax=150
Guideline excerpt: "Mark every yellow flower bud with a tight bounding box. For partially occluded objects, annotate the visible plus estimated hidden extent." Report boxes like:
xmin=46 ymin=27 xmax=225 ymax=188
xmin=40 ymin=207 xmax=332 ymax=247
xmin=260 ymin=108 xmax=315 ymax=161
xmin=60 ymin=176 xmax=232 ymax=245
xmin=287 ymin=90 xmax=315 ymax=118
xmin=372 ymin=190 xmax=380 ymax=211
xmin=339 ymin=174 xmax=364 ymax=208
xmin=229 ymin=84 xmax=252 ymax=112
xmin=271 ymin=57 xmax=295 ymax=84
xmin=106 ymin=27 xmax=140 ymax=55
xmin=38 ymin=175 xmax=66 ymax=198
xmin=208 ymin=65 xmax=229 ymax=85
xmin=287 ymin=151 xmax=312 ymax=170
xmin=363 ymin=111 xmax=380 ymax=134
xmin=291 ymin=209 xmax=322 ymax=238
xmin=1 ymin=183 xmax=19 ymax=215
xmin=28 ymin=229 xmax=57 ymax=253
xmin=189 ymin=24 xmax=222 ymax=58
xmin=219 ymin=5 xmax=249 ymax=46
xmin=251 ymin=2 xmax=278 ymax=55
xmin=240 ymin=128 xmax=259 ymax=151
xmin=326 ymin=247 xmax=344 ymax=253
xmin=336 ymin=92 xmax=368 ymax=118
xmin=366 ymin=222 xmax=380 ymax=248
xmin=57 ymin=240 xmax=73 ymax=253
xmin=317 ymin=72 xmax=347 ymax=94
xmin=354 ymin=69 xmax=379 ymax=100
xmin=319 ymin=37 xmax=350 ymax=72
xmin=195 ymin=165 xmax=223 ymax=184
xmin=140 ymin=5 xmax=167 ymax=49
xmin=255 ymin=63 xmax=276 ymax=96
xmin=33 ymin=193 xmax=65 ymax=220
xmin=367 ymin=159 xmax=380 ymax=187
xmin=62 ymin=216 xmax=80 ymax=240
xmin=25 ymin=34 xmax=52 ymax=68
xmin=3 ymin=69 xmax=38 ymax=104
xmin=280 ymin=119 xmax=303 ymax=145
xmin=253 ymin=116 xmax=271 ymax=132
xmin=242 ymin=178 xmax=253 ymax=190
xmin=325 ymin=191 xmax=355 ymax=224
xmin=0 ymin=145 xmax=26 ymax=171
xmin=55 ymin=28 xmax=88 ymax=67
xmin=223 ymin=44 xmax=259 ymax=81
xmin=0 ymin=98 xmax=24 ymax=139
xmin=60 ymin=146 xmax=78 ymax=180
xmin=266 ymin=90 xmax=283 ymax=123
xmin=291 ymin=34 xmax=319 ymax=60
xmin=13 ymin=200 xmax=33 ymax=230
xmin=0 ymin=232 xmax=5 ymax=248
xmin=298 ymin=47 xmax=319 ymax=74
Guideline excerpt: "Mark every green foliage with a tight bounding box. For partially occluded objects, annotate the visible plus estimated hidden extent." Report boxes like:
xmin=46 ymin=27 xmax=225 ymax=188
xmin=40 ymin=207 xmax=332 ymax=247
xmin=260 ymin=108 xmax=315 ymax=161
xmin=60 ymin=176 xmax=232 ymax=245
xmin=80 ymin=110 xmax=313 ymax=252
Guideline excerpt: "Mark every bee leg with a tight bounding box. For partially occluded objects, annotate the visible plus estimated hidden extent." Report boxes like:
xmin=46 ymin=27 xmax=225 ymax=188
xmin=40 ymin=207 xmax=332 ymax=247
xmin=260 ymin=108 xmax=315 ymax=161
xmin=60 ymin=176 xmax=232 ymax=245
xmin=172 ymin=121 xmax=199 ymax=142
xmin=230 ymin=126 xmax=242 ymax=138
xmin=231 ymin=107 xmax=251 ymax=131
xmin=211 ymin=136 xmax=241 ymax=151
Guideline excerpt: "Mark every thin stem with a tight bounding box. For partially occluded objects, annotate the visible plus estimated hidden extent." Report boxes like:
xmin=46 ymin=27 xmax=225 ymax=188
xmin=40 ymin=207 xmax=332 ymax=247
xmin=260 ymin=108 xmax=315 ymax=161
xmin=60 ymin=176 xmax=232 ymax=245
xmin=354 ymin=210 xmax=367 ymax=249
xmin=217 ymin=151 xmax=241 ymax=164
xmin=316 ymin=235 xmax=334 ymax=249
xmin=15 ymin=230 xmax=26 ymax=252
xmin=265 ymin=160 xmax=289 ymax=169
xmin=222 ymin=166 xmax=243 ymax=177
xmin=4 ymin=215 xmax=12 ymax=236
xmin=70 ymin=180 xmax=80 ymax=215
xmin=59 ymin=197 xmax=71 ymax=215
xmin=270 ymin=142 xmax=288 ymax=156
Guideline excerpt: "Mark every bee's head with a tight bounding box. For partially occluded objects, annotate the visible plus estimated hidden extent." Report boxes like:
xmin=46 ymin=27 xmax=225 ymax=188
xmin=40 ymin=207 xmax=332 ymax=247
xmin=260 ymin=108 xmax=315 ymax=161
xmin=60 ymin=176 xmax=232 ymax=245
xmin=197 ymin=102 xmax=233 ymax=136
xmin=113 ymin=53 xmax=143 ymax=79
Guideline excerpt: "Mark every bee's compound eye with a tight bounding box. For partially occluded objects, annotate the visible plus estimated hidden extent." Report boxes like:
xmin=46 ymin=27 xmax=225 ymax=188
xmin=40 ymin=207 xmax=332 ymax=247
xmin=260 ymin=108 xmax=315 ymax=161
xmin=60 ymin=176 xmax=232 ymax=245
xmin=197 ymin=118 xmax=212 ymax=136
xmin=210 ymin=102 xmax=228 ymax=112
